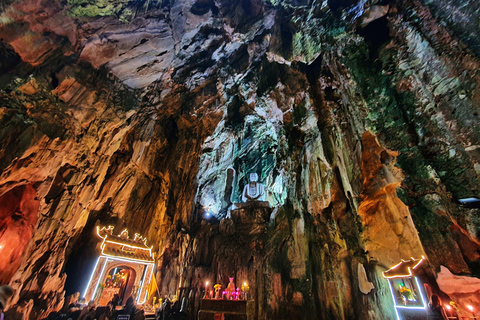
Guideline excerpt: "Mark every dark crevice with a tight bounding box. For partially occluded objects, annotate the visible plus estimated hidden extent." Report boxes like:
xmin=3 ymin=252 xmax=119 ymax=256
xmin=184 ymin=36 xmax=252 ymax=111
xmin=356 ymin=16 xmax=392 ymax=59
xmin=190 ymin=0 xmax=218 ymax=15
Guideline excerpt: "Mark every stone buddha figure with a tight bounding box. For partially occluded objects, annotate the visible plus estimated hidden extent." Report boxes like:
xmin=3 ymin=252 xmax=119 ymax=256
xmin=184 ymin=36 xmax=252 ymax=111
xmin=242 ymin=173 xmax=266 ymax=202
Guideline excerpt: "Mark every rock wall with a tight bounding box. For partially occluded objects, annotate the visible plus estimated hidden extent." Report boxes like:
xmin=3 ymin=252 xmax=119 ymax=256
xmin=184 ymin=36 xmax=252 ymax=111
xmin=0 ymin=0 xmax=479 ymax=319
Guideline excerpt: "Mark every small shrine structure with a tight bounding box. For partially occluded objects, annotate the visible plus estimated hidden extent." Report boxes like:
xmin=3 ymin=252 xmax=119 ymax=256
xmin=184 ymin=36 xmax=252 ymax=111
xmin=383 ymin=256 xmax=427 ymax=320
xmin=83 ymin=226 xmax=155 ymax=305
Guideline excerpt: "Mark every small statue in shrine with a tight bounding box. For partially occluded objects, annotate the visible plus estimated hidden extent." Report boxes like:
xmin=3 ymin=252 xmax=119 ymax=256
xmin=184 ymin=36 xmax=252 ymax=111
xmin=242 ymin=173 xmax=266 ymax=202
xmin=225 ymin=278 xmax=236 ymax=299
xmin=214 ymin=284 xmax=222 ymax=299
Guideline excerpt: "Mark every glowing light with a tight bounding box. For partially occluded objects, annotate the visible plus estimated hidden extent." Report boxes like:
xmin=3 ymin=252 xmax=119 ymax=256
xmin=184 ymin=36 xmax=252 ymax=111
xmin=120 ymin=229 xmax=129 ymax=238
xmin=445 ymin=305 xmax=452 ymax=310
xmin=386 ymin=276 xmax=426 ymax=319
xmin=102 ymin=239 xmax=153 ymax=254
xmin=459 ymin=197 xmax=480 ymax=204
xmin=96 ymin=225 xmax=154 ymax=261
xmin=101 ymin=251 xmax=154 ymax=263
xmin=92 ymin=226 xmax=156 ymax=305
xmin=97 ymin=225 xmax=114 ymax=235
xmin=395 ymin=306 xmax=426 ymax=310
xmin=387 ymin=280 xmax=401 ymax=320
xmin=395 ymin=306 xmax=425 ymax=310
xmin=97 ymin=226 xmax=150 ymax=250
xmin=412 ymin=257 xmax=424 ymax=269
xmin=138 ymin=263 xmax=155 ymax=305
xmin=83 ymin=257 xmax=101 ymax=298
xmin=91 ymin=258 xmax=109 ymax=301
xmin=382 ymin=256 xmax=425 ymax=279
xmin=133 ymin=233 xmax=148 ymax=245
xmin=467 ymin=305 xmax=474 ymax=312
xmin=414 ymin=277 xmax=427 ymax=309
xmin=104 ymin=255 xmax=155 ymax=266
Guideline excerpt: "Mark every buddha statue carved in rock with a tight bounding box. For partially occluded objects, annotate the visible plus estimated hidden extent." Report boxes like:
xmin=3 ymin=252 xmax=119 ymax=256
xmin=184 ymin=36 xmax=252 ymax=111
xmin=242 ymin=173 xmax=265 ymax=202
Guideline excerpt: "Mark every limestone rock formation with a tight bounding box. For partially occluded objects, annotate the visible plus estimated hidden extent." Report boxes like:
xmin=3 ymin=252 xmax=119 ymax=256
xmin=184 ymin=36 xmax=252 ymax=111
xmin=0 ymin=0 xmax=479 ymax=319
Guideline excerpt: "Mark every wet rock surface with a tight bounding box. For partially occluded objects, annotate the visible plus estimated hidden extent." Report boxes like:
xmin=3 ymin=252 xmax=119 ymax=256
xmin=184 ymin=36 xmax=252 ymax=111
xmin=0 ymin=0 xmax=479 ymax=319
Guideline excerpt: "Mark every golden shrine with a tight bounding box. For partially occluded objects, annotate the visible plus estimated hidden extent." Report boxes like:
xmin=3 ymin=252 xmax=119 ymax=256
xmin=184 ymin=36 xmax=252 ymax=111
xmin=383 ymin=256 xmax=427 ymax=320
xmin=83 ymin=226 xmax=155 ymax=305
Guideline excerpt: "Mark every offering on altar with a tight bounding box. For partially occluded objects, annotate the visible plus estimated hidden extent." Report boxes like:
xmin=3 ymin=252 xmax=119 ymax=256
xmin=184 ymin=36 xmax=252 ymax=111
xmin=241 ymin=282 xmax=249 ymax=300
xmin=226 ymin=278 xmax=235 ymax=300
xmin=203 ymin=280 xmax=250 ymax=301
xmin=398 ymin=284 xmax=416 ymax=304
xmin=204 ymin=289 xmax=214 ymax=299
xmin=214 ymin=284 xmax=222 ymax=299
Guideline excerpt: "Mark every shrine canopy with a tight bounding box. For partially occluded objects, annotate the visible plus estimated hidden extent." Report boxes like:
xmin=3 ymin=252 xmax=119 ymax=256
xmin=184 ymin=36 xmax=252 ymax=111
xmin=382 ymin=255 xmax=428 ymax=319
xmin=83 ymin=226 xmax=155 ymax=306
xmin=382 ymin=256 xmax=425 ymax=279
xmin=97 ymin=226 xmax=154 ymax=263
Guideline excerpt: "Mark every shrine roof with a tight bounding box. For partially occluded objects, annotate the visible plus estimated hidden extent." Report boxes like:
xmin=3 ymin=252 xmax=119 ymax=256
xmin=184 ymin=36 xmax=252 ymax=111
xmin=96 ymin=226 xmax=154 ymax=262
xmin=102 ymin=233 xmax=150 ymax=249
xmin=102 ymin=245 xmax=154 ymax=262
xmin=383 ymin=256 xmax=425 ymax=279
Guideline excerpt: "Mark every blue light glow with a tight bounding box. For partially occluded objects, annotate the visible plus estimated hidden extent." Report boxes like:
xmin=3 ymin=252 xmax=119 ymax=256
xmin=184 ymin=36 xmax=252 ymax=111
xmin=395 ymin=306 xmax=427 ymax=310
xmin=387 ymin=280 xmax=401 ymax=320
xmin=414 ymin=277 xmax=427 ymax=309
xmin=91 ymin=258 xmax=109 ymax=301
xmin=83 ymin=257 xmax=100 ymax=298
xmin=138 ymin=264 xmax=155 ymax=305
xmin=458 ymin=198 xmax=480 ymax=203
xmin=387 ymin=276 xmax=427 ymax=320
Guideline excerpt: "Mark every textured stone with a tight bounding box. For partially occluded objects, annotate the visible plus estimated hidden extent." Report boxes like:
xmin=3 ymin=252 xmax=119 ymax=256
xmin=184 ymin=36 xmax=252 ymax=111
xmin=360 ymin=5 xmax=389 ymax=27
xmin=358 ymin=132 xmax=426 ymax=267
xmin=437 ymin=265 xmax=480 ymax=295
xmin=437 ymin=266 xmax=480 ymax=316
xmin=357 ymin=263 xmax=375 ymax=294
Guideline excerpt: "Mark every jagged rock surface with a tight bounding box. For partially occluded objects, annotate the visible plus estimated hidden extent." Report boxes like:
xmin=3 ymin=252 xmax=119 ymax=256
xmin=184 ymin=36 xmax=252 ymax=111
xmin=0 ymin=0 xmax=480 ymax=319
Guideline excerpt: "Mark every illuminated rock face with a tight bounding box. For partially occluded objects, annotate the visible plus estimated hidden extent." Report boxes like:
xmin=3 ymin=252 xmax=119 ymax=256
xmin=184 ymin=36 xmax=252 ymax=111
xmin=0 ymin=0 xmax=480 ymax=319
xmin=0 ymin=184 xmax=39 ymax=284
